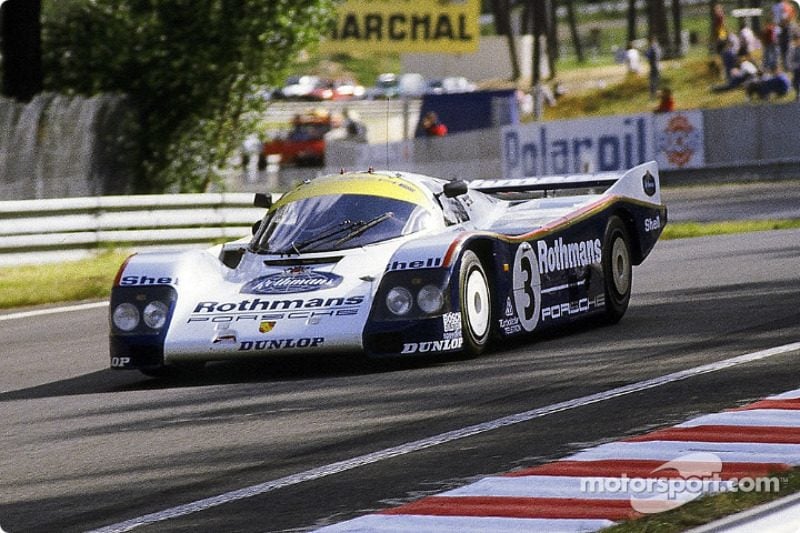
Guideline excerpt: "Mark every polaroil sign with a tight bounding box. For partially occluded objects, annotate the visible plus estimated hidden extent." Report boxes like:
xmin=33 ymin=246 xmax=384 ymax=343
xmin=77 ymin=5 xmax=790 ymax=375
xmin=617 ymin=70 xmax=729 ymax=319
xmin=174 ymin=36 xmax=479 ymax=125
xmin=321 ymin=0 xmax=480 ymax=54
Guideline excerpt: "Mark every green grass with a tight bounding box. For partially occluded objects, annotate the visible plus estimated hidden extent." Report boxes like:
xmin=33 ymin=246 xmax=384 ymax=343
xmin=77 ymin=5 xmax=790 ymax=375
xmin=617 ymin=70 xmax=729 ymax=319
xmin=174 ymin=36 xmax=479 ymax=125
xmin=662 ymin=219 xmax=800 ymax=240
xmin=0 ymin=250 xmax=130 ymax=310
xmin=605 ymin=469 xmax=800 ymax=532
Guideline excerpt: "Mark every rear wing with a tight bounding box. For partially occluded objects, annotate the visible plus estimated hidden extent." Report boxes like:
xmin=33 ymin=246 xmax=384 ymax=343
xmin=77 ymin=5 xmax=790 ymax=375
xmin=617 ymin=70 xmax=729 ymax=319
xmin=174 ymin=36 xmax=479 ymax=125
xmin=470 ymin=161 xmax=661 ymax=204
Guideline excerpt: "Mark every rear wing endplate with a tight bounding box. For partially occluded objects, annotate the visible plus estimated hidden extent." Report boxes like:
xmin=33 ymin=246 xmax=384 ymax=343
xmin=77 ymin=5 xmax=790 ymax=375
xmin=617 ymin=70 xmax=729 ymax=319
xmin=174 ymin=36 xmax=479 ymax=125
xmin=470 ymin=161 xmax=661 ymax=204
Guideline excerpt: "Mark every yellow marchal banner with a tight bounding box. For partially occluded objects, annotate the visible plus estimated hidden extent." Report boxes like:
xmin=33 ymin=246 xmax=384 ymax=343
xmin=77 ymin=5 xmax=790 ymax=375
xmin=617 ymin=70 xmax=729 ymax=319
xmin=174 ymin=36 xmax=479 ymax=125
xmin=321 ymin=0 xmax=480 ymax=54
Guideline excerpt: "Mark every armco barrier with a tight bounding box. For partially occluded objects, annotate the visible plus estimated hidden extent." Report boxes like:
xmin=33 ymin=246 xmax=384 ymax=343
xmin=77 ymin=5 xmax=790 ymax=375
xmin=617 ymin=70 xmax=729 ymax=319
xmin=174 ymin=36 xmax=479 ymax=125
xmin=0 ymin=193 xmax=266 ymax=267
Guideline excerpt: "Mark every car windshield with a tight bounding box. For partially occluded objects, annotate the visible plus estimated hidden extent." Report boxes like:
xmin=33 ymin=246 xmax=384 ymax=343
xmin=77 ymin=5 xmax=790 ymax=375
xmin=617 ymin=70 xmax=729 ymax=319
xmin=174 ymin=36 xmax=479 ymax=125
xmin=251 ymin=194 xmax=437 ymax=254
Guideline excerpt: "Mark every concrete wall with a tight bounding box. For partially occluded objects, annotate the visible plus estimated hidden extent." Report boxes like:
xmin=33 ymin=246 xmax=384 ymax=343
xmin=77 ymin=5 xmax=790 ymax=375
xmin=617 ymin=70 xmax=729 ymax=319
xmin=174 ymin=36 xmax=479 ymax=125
xmin=703 ymin=102 xmax=800 ymax=164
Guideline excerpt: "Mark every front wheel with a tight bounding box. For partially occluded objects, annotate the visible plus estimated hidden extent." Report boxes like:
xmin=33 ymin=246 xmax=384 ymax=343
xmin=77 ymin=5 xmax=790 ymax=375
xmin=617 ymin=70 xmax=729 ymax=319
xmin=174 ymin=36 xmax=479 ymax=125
xmin=602 ymin=215 xmax=632 ymax=323
xmin=459 ymin=250 xmax=492 ymax=356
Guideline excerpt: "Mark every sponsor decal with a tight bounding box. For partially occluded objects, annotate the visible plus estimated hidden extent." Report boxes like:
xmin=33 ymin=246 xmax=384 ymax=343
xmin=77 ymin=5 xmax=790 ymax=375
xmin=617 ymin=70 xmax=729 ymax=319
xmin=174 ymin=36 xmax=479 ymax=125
xmin=322 ymin=0 xmax=480 ymax=55
xmin=498 ymin=296 xmax=522 ymax=335
xmin=192 ymin=296 xmax=364 ymax=314
xmin=512 ymin=242 xmax=542 ymax=333
xmin=541 ymin=294 xmax=605 ymax=321
xmin=642 ymin=170 xmax=657 ymax=197
xmin=238 ymin=337 xmax=325 ymax=351
xmin=537 ymin=237 xmax=602 ymax=275
xmin=120 ymin=275 xmax=178 ymax=286
xmin=241 ymin=267 xmax=343 ymax=295
xmin=656 ymin=113 xmax=703 ymax=169
xmin=503 ymin=116 xmax=649 ymax=179
xmin=442 ymin=311 xmax=461 ymax=333
xmin=388 ymin=257 xmax=443 ymax=271
xmin=188 ymin=308 xmax=359 ymax=324
xmin=110 ymin=356 xmax=132 ymax=368
xmin=401 ymin=338 xmax=463 ymax=354
xmin=259 ymin=321 xmax=276 ymax=333
xmin=644 ymin=215 xmax=662 ymax=233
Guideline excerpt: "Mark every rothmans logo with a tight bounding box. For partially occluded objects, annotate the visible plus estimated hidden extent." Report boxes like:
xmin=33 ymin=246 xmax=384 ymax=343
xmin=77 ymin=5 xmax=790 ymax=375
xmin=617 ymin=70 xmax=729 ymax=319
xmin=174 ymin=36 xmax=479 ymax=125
xmin=537 ymin=237 xmax=602 ymax=274
xmin=241 ymin=267 xmax=343 ymax=295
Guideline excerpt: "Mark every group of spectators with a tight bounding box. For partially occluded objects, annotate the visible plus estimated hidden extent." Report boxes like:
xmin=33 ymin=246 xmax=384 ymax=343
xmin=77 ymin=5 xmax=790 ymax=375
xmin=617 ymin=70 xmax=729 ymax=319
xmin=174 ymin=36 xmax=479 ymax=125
xmin=712 ymin=0 xmax=800 ymax=101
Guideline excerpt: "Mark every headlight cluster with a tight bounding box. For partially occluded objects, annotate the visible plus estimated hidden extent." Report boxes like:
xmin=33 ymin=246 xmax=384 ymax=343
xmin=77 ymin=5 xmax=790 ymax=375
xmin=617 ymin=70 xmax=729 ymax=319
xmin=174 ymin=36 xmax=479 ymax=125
xmin=112 ymin=300 xmax=170 ymax=332
xmin=386 ymin=284 xmax=444 ymax=316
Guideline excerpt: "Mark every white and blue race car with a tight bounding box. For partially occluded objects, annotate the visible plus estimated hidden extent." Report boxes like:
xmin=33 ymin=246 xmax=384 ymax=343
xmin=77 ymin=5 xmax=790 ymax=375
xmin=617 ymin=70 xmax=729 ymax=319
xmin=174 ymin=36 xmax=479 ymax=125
xmin=109 ymin=162 xmax=666 ymax=376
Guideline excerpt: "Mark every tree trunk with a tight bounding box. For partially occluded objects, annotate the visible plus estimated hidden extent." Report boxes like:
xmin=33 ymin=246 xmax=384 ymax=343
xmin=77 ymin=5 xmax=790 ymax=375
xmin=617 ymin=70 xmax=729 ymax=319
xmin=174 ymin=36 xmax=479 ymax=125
xmin=672 ymin=0 xmax=683 ymax=56
xmin=1 ymin=0 xmax=43 ymax=102
xmin=548 ymin=0 xmax=559 ymax=63
xmin=493 ymin=0 xmax=521 ymax=81
xmin=627 ymin=0 xmax=638 ymax=43
xmin=647 ymin=0 xmax=670 ymax=50
xmin=565 ymin=0 xmax=584 ymax=62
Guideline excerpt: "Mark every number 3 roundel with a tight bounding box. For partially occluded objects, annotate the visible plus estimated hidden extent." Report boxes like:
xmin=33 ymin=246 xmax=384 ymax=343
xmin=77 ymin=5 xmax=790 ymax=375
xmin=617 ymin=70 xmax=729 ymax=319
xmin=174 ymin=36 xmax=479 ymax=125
xmin=512 ymin=242 xmax=541 ymax=332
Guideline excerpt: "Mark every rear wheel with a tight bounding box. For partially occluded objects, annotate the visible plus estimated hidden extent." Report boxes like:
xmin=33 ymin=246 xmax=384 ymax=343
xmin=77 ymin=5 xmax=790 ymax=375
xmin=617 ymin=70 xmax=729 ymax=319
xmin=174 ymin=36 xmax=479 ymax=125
xmin=459 ymin=250 xmax=492 ymax=356
xmin=602 ymin=215 xmax=632 ymax=323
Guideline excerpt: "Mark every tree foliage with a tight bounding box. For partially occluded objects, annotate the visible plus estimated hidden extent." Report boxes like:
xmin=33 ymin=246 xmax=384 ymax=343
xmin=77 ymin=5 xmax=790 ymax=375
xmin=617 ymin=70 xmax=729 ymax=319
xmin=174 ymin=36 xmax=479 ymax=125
xmin=1 ymin=0 xmax=43 ymax=102
xmin=41 ymin=0 xmax=337 ymax=192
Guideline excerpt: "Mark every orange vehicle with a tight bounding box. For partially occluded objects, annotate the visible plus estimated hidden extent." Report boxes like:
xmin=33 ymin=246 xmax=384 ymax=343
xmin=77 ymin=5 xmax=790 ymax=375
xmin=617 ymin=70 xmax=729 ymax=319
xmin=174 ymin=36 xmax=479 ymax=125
xmin=262 ymin=110 xmax=333 ymax=167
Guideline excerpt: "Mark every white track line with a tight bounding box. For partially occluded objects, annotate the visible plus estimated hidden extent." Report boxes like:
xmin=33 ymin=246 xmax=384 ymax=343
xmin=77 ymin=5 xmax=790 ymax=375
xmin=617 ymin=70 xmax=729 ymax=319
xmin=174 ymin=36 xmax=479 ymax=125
xmin=87 ymin=340 xmax=800 ymax=533
xmin=0 ymin=301 xmax=108 ymax=321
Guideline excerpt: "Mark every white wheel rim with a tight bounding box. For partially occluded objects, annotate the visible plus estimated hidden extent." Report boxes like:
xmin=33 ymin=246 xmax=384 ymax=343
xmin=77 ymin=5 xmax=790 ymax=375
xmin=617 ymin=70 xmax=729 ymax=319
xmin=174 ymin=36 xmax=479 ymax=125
xmin=611 ymin=237 xmax=631 ymax=295
xmin=466 ymin=268 xmax=490 ymax=338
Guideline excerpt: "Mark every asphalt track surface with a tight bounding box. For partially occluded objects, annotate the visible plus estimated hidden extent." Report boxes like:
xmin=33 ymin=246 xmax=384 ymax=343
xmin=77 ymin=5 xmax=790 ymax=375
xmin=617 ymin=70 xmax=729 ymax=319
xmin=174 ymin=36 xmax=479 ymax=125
xmin=1 ymin=214 xmax=800 ymax=531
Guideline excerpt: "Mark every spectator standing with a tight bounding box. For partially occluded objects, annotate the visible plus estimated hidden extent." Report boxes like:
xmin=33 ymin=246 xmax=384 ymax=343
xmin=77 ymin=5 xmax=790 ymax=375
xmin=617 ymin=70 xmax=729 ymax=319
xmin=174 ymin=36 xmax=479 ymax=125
xmin=739 ymin=24 xmax=761 ymax=57
xmin=788 ymin=33 xmax=800 ymax=99
xmin=422 ymin=112 xmax=448 ymax=137
xmin=712 ymin=3 xmax=728 ymax=54
xmin=762 ymin=20 xmax=781 ymax=71
xmin=624 ymin=41 xmax=642 ymax=74
xmin=645 ymin=37 xmax=662 ymax=99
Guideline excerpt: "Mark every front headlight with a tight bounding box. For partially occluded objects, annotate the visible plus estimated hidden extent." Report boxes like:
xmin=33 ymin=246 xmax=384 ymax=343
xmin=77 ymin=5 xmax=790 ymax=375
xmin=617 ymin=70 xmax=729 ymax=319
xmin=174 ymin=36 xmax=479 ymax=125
xmin=143 ymin=301 xmax=169 ymax=330
xmin=386 ymin=287 xmax=413 ymax=316
xmin=416 ymin=284 xmax=444 ymax=314
xmin=113 ymin=303 xmax=140 ymax=332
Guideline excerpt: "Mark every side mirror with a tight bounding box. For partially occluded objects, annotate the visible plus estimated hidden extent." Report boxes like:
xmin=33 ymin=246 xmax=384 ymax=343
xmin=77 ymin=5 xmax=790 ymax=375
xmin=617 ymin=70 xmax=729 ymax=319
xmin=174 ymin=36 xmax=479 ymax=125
xmin=254 ymin=193 xmax=272 ymax=208
xmin=443 ymin=180 xmax=468 ymax=198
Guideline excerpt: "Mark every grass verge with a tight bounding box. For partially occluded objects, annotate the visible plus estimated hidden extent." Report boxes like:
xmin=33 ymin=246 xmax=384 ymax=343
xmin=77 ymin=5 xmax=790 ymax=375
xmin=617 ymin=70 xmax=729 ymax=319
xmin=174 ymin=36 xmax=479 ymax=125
xmin=0 ymin=250 xmax=130 ymax=310
xmin=605 ymin=469 xmax=800 ymax=532
xmin=661 ymin=219 xmax=800 ymax=240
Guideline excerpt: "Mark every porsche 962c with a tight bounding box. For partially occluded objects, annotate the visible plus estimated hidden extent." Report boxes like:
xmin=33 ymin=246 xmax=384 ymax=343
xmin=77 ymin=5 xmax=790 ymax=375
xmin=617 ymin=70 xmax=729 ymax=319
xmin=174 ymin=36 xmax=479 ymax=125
xmin=110 ymin=162 xmax=666 ymax=376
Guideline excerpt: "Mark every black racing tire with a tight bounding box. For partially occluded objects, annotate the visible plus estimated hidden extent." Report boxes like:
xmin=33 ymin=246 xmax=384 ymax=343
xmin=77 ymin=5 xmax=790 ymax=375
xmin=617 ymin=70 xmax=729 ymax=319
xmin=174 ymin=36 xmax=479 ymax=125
xmin=459 ymin=250 xmax=492 ymax=356
xmin=602 ymin=215 xmax=632 ymax=324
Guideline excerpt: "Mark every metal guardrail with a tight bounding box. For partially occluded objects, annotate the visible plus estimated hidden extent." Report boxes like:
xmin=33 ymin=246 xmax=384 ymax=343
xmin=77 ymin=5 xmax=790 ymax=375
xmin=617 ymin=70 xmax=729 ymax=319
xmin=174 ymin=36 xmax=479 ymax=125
xmin=0 ymin=193 xmax=266 ymax=267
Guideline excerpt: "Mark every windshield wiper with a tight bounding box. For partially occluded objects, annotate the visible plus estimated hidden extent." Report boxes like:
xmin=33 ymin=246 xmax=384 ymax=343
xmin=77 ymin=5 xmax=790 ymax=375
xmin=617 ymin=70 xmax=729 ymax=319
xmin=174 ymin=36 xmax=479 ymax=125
xmin=333 ymin=212 xmax=394 ymax=247
xmin=285 ymin=212 xmax=393 ymax=253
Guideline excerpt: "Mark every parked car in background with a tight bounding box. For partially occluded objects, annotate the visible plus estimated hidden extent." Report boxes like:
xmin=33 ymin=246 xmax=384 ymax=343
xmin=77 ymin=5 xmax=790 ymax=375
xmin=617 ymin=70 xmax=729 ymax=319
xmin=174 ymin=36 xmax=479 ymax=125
xmin=367 ymin=73 xmax=399 ymax=99
xmin=426 ymin=76 xmax=477 ymax=94
xmin=261 ymin=110 xmax=332 ymax=166
xmin=397 ymin=73 xmax=426 ymax=98
xmin=276 ymin=75 xmax=321 ymax=100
